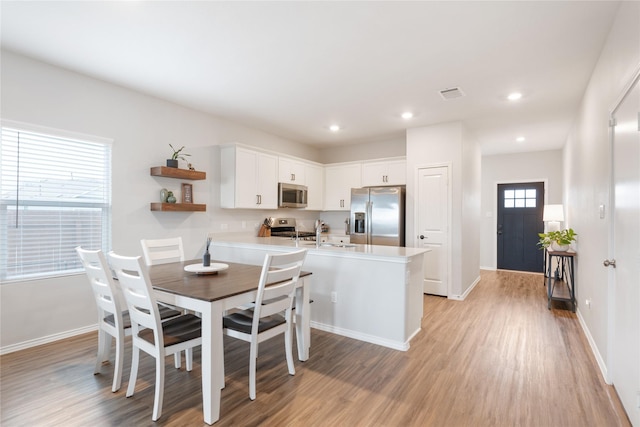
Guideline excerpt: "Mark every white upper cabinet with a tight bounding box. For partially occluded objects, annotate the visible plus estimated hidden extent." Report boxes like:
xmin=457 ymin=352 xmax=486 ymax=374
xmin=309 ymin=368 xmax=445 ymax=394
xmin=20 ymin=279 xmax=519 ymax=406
xmin=324 ymin=163 xmax=361 ymax=211
xmin=305 ymin=163 xmax=324 ymax=210
xmin=221 ymin=146 xmax=278 ymax=209
xmin=361 ymin=159 xmax=406 ymax=186
xmin=278 ymin=157 xmax=306 ymax=184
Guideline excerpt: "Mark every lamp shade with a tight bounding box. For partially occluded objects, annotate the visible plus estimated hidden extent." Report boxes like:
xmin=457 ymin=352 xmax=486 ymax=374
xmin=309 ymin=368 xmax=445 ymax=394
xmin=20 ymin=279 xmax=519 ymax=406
xmin=543 ymin=204 xmax=564 ymax=222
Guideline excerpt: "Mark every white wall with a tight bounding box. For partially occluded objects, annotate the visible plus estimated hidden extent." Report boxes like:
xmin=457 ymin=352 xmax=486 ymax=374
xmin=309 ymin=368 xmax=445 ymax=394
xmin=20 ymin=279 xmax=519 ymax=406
xmin=0 ymin=50 xmax=326 ymax=351
xmin=318 ymin=136 xmax=406 ymax=163
xmin=406 ymin=121 xmax=480 ymax=297
xmin=461 ymin=125 xmax=481 ymax=290
xmin=480 ymin=150 xmax=564 ymax=269
xmin=563 ymin=1 xmax=639 ymax=376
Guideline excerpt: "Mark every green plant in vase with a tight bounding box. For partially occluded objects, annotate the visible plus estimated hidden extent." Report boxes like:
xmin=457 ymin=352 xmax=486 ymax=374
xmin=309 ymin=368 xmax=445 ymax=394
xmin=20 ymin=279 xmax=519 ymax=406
xmin=538 ymin=228 xmax=577 ymax=251
xmin=167 ymin=144 xmax=191 ymax=168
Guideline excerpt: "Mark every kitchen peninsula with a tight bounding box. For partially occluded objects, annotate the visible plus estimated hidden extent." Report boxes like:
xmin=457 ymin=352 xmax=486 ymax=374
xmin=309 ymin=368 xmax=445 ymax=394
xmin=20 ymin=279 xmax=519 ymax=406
xmin=211 ymin=235 xmax=428 ymax=351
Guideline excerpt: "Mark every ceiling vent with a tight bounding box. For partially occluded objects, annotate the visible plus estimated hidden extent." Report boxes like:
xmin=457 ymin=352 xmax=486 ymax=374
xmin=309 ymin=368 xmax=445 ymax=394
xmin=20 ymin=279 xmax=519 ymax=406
xmin=439 ymin=87 xmax=465 ymax=100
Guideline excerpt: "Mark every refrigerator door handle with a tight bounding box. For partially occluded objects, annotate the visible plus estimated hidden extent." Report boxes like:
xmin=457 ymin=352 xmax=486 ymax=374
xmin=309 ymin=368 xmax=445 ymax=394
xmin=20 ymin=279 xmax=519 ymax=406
xmin=367 ymin=201 xmax=372 ymax=245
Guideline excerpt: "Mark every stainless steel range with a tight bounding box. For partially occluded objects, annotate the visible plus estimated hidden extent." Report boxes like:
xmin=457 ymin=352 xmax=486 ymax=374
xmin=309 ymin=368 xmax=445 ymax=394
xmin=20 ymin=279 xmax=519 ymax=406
xmin=269 ymin=218 xmax=316 ymax=240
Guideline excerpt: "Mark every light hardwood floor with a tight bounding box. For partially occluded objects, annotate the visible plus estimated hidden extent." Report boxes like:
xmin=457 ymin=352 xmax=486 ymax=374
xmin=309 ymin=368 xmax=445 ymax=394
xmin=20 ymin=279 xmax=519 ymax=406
xmin=1 ymin=270 xmax=630 ymax=426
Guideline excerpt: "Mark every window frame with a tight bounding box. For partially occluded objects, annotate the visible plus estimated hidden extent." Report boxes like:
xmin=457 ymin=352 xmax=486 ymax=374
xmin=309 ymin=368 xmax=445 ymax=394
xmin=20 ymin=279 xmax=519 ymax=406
xmin=0 ymin=120 xmax=113 ymax=283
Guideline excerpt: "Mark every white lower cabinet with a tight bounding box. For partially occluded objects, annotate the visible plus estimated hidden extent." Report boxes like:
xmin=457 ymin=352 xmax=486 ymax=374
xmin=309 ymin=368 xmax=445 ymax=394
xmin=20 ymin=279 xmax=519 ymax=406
xmin=220 ymin=146 xmax=278 ymax=209
xmin=210 ymin=239 xmax=425 ymax=351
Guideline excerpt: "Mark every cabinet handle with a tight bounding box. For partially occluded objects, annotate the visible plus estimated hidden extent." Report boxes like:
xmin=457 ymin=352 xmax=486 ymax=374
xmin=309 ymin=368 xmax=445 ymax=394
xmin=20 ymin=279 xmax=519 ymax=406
xmin=291 ymin=173 xmax=295 ymax=181
xmin=257 ymin=194 xmax=261 ymax=205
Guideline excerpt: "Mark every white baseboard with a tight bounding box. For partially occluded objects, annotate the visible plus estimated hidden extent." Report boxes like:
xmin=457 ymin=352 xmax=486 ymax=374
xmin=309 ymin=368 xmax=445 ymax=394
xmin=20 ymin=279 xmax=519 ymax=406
xmin=0 ymin=324 xmax=97 ymax=356
xmin=310 ymin=322 xmax=411 ymax=351
xmin=576 ymin=308 xmax=610 ymax=384
xmin=449 ymin=275 xmax=481 ymax=301
xmin=480 ymin=266 xmax=496 ymax=271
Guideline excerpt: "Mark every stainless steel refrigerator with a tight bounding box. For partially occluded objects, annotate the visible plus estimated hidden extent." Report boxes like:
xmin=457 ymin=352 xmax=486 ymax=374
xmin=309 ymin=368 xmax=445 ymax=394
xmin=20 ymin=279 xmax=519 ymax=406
xmin=350 ymin=186 xmax=405 ymax=246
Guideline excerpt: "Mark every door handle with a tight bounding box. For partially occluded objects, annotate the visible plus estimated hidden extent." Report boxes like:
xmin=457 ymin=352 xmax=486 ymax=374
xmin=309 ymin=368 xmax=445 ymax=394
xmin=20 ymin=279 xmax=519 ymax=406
xmin=603 ymin=259 xmax=616 ymax=268
xmin=419 ymin=235 xmax=426 ymax=240
xmin=497 ymin=231 xmax=503 ymax=235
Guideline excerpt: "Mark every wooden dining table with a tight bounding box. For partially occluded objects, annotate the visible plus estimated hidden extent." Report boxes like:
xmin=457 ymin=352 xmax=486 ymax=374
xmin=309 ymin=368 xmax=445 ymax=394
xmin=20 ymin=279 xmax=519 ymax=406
xmin=148 ymin=259 xmax=312 ymax=425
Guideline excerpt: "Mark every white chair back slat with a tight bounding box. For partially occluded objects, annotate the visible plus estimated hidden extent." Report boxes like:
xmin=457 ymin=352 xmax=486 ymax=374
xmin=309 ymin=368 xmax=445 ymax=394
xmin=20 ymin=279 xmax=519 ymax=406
xmin=252 ymin=249 xmax=306 ymax=327
xmin=109 ymin=253 xmax=164 ymax=346
xmin=76 ymin=247 xmax=123 ymax=326
xmin=140 ymin=238 xmax=185 ymax=265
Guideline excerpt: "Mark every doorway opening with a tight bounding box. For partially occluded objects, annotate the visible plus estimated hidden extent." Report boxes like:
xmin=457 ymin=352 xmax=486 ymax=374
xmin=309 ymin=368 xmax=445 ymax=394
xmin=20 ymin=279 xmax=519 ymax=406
xmin=497 ymin=182 xmax=544 ymax=272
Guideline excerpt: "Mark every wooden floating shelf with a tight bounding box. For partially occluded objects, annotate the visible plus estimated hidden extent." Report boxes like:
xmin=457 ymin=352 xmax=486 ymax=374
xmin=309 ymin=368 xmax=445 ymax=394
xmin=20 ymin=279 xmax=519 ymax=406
xmin=150 ymin=203 xmax=206 ymax=212
xmin=150 ymin=166 xmax=206 ymax=180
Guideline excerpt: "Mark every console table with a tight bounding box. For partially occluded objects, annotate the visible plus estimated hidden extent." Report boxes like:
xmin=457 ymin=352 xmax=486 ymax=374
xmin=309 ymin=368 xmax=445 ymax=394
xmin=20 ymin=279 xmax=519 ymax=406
xmin=546 ymin=250 xmax=576 ymax=312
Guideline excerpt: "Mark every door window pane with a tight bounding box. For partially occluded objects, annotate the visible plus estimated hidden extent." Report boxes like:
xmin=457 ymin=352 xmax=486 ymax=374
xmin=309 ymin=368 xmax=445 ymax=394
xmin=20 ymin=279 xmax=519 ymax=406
xmin=504 ymin=187 xmax=537 ymax=209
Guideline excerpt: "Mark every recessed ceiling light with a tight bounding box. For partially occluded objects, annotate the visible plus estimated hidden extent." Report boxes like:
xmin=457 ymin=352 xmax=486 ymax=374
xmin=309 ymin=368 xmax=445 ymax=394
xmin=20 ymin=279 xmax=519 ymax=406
xmin=516 ymin=136 xmax=525 ymax=142
xmin=329 ymin=125 xmax=340 ymax=132
xmin=401 ymin=112 xmax=414 ymax=120
xmin=508 ymin=92 xmax=523 ymax=101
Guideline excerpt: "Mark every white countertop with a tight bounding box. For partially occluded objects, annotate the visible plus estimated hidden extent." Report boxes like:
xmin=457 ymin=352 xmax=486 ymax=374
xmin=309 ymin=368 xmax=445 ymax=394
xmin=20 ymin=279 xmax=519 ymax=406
xmin=211 ymin=234 xmax=428 ymax=261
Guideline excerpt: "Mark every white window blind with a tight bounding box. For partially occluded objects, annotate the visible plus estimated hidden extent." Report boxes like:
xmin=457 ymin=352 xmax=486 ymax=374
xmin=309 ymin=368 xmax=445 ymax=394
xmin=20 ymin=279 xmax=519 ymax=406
xmin=0 ymin=125 xmax=112 ymax=282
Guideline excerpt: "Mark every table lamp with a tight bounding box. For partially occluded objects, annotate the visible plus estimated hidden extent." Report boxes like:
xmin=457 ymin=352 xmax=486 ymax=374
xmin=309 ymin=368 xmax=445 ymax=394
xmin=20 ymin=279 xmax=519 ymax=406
xmin=543 ymin=204 xmax=564 ymax=232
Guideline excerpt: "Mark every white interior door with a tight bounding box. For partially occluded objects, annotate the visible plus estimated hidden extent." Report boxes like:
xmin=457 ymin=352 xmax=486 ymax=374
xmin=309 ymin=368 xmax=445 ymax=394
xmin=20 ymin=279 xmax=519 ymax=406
xmin=416 ymin=166 xmax=449 ymax=296
xmin=610 ymin=74 xmax=640 ymax=426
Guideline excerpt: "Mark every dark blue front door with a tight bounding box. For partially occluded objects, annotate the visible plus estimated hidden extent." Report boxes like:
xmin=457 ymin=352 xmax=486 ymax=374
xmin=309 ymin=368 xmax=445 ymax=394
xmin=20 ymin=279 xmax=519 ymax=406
xmin=497 ymin=182 xmax=544 ymax=272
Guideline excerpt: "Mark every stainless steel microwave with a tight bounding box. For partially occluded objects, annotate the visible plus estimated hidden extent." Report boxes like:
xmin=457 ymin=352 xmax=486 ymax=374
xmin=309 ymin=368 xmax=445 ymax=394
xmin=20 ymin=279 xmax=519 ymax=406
xmin=278 ymin=182 xmax=307 ymax=208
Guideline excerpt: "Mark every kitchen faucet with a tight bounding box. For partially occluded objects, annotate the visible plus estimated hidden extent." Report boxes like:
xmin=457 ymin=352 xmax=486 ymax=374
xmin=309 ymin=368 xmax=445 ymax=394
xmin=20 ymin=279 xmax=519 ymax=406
xmin=315 ymin=219 xmax=322 ymax=248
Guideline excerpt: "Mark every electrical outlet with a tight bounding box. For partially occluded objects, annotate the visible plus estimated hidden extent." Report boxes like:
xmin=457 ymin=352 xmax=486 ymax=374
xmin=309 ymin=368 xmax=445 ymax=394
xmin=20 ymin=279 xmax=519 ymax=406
xmin=585 ymin=299 xmax=592 ymax=308
xmin=331 ymin=291 xmax=337 ymax=303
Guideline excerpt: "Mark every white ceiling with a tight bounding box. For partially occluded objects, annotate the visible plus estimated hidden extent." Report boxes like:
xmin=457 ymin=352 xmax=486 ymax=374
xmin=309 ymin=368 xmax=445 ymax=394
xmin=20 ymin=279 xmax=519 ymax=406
xmin=0 ymin=1 xmax=620 ymax=155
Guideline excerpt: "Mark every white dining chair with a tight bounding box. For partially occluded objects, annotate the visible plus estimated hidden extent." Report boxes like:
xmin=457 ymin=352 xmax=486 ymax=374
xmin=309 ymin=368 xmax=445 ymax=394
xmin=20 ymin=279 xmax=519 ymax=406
xmin=108 ymin=251 xmax=202 ymax=422
xmin=223 ymin=249 xmax=307 ymax=400
xmin=140 ymin=237 xmax=185 ymax=266
xmin=140 ymin=237 xmax=188 ymax=368
xmin=76 ymin=246 xmax=182 ymax=392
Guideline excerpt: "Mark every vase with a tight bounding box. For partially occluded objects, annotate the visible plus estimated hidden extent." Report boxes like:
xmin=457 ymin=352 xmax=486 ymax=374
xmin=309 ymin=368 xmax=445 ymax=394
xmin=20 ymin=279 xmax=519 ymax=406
xmin=167 ymin=194 xmax=177 ymax=203
xmin=166 ymin=159 xmax=178 ymax=168
xmin=551 ymin=242 xmax=569 ymax=251
xmin=202 ymin=250 xmax=211 ymax=267
xmin=160 ymin=188 xmax=168 ymax=203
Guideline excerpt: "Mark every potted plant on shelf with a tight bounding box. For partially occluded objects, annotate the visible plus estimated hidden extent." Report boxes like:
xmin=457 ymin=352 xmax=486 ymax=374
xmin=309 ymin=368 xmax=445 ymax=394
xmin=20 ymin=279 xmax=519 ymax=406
xmin=167 ymin=144 xmax=190 ymax=168
xmin=538 ymin=228 xmax=577 ymax=252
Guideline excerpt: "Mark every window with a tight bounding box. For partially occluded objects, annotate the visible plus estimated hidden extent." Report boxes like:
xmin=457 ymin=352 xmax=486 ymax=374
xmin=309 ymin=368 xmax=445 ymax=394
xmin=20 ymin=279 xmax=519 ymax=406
xmin=0 ymin=123 xmax=112 ymax=282
xmin=504 ymin=188 xmax=537 ymax=208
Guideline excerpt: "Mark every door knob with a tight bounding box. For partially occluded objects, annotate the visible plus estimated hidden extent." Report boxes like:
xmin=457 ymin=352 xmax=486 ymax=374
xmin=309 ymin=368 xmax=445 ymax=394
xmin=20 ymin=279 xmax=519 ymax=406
xmin=603 ymin=259 xmax=616 ymax=268
xmin=419 ymin=235 xmax=426 ymax=240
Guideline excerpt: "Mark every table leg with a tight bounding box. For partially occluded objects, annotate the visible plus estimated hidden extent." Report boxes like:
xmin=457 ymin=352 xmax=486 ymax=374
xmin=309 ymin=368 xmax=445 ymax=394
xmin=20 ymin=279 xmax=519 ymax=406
xmin=547 ymin=254 xmax=552 ymax=310
xmin=201 ymin=302 xmax=223 ymax=425
xmin=294 ymin=279 xmax=310 ymax=361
